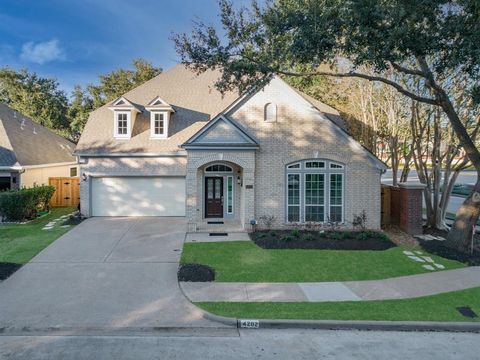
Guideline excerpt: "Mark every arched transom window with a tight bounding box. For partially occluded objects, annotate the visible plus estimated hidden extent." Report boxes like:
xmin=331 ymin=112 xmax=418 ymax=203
xmin=205 ymin=164 xmax=233 ymax=173
xmin=286 ymin=160 xmax=345 ymax=223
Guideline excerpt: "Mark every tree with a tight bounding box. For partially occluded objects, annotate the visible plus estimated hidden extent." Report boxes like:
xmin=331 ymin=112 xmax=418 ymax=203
xmin=87 ymin=58 xmax=162 ymax=109
xmin=68 ymin=86 xmax=94 ymax=141
xmin=0 ymin=68 xmax=69 ymax=132
xmin=68 ymin=58 xmax=162 ymax=135
xmin=173 ymin=0 xmax=480 ymax=251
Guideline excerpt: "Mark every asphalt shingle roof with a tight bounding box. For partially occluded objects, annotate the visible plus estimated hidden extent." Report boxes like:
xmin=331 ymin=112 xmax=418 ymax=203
xmin=0 ymin=103 xmax=76 ymax=167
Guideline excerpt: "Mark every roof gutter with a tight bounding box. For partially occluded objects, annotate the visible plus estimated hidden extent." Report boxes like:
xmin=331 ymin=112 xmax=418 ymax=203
xmin=0 ymin=165 xmax=23 ymax=171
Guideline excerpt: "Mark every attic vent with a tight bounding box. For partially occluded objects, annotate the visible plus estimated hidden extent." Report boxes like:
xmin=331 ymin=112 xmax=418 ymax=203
xmin=116 ymin=100 xmax=125 ymax=105
xmin=152 ymin=99 xmax=163 ymax=106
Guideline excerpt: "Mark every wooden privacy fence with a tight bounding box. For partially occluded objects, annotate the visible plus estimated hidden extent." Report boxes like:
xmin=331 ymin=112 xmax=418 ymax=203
xmin=49 ymin=177 xmax=80 ymax=207
xmin=381 ymin=185 xmax=391 ymax=226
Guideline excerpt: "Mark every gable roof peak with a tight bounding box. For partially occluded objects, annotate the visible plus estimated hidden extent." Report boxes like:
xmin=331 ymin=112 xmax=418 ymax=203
xmin=108 ymin=96 xmax=142 ymax=112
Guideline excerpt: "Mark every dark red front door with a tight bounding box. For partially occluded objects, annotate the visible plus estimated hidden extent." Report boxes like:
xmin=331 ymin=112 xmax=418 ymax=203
xmin=205 ymin=177 xmax=223 ymax=218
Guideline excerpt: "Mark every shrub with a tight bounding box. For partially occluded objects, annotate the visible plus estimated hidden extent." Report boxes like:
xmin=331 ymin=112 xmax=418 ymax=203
xmin=328 ymin=231 xmax=343 ymax=240
xmin=356 ymin=232 xmax=370 ymax=241
xmin=318 ymin=231 xmax=327 ymax=238
xmin=269 ymin=231 xmax=277 ymax=237
xmin=291 ymin=229 xmax=300 ymax=238
xmin=352 ymin=210 xmax=367 ymax=230
xmin=282 ymin=235 xmax=293 ymax=242
xmin=257 ymin=232 xmax=267 ymax=239
xmin=0 ymin=185 xmax=55 ymax=221
xmin=258 ymin=215 xmax=276 ymax=229
xmin=303 ymin=234 xmax=315 ymax=241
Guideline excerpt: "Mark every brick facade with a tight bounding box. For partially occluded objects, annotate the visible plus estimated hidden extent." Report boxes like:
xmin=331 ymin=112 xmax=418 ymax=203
xmin=79 ymin=77 xmax=384 ymax=230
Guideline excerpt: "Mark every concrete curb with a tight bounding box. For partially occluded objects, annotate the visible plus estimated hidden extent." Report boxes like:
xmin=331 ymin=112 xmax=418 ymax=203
xmin=178 ymin=282 xmax=237 ymax=327
xmin=195 ymin=303 xmax=480 ymax=333
xmin=180 ymin=284 xmax=480 ymax=333
xmin=234 ymin=319 xmax=480 ymax=333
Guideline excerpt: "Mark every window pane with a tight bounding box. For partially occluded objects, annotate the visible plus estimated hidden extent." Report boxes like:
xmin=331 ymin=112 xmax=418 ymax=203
xmin=287 ymin=163 xmax=300 ymax=169
xmin=329 ymin=206 xmax=342 ymax=222
xmin=330 ymin=174 xmax=343 ymax=222
xmin=288 ymin=206 xmax=300 ymax=222
xmin=330 ymin=163 xmax=343 ymax=169
xmin=305 ymin=174 xmax=324 ymax=205
xmin=287 ymin=174 xmax=300 ymax=205
xmin=154 ymin=113 xmax=164 ymax=135
xmin=305 ymin=206 xmax=324 ymax=222
xmin=287 ymin=174 xmax=300 ymax=222
xmin=330 ymin=174 xmax=343 ymax=205
xmin=70 ymin=167 xmax=77 ymax=177
xmin=215 ymin=178 xmax=221 ymax=198
xmin=227 ymin=176 xmax=233 ymax=213
xmin=305 ymin=161 xmax=325 ymax=168
xmin=207 ymin=179 xmax=213 ymax=199
xmin=117 ymin=113 xmax=127 ymax=134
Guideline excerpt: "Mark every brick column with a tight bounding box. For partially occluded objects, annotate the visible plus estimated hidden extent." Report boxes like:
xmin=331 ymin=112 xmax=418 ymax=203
xmin=398 ymin=182 xmax=426 ymax=235
xmin=242 ymin=169 xmax=255 ymax=230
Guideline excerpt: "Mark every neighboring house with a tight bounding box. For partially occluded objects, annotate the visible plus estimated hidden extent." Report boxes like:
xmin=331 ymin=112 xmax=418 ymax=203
xmin=0 ymin=103 xmax=78 ymax=190
xmin=75 ymin=65 xmax=387 ymax=231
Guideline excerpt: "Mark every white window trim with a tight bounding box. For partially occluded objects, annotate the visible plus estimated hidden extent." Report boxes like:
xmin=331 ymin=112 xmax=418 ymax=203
xmin=285 ymin=159 xmax=345 ymax=224
xmin=304 ymin=173 xmax=326 ymax=223
xmin=286 ymin=173 xmax=301 ymax=223
xmin=226 ymin=175 xmax=234 ymax=214
xmin=150 ymin=111 xmax=169 ymax=139
xmin=329 ymin=172 xmax=344 ymax=223
xmin=114 ymin=111 xmax=131 ymax=139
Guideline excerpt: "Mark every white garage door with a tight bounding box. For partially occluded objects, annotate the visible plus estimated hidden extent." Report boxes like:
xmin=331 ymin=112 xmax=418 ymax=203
xmin=91 ymin=177 xmax=185 ymax=216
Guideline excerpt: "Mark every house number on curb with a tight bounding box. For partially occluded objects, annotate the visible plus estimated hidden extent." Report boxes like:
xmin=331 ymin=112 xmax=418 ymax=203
xmin=240 ymin=319 xmax=260 ymax=329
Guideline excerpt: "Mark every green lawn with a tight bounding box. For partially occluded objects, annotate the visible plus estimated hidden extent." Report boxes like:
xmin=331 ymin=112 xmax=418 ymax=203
xmin=0 ymin=207 xmax=76 ymax=264
xmin=181 ymin=241 xmax=464 ymax=282
xmin=196 ymin=287 xmax=480 ymax=322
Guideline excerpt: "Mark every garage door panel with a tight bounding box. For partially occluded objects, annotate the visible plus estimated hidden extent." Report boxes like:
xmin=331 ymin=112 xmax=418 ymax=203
xmin=91 ymin=177 xmax=185 ymax=216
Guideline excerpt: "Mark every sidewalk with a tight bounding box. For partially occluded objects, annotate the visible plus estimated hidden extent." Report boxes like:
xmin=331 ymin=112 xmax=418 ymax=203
xmin=181 ymin=266 xmax=480 ymax=302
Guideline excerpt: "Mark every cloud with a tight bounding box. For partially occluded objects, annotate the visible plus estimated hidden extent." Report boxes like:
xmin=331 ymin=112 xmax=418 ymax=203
xmin=20 ymin=39 xmax=66 ymax=64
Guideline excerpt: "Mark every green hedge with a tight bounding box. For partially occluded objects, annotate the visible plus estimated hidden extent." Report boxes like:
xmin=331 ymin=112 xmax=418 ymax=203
xmin=0 ymin=185 xmax=55 ymax=221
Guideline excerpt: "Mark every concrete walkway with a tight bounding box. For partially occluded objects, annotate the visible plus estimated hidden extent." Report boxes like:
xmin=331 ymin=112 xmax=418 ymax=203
xmin=181 ymin=266 xmax=480 ymax=302
xmin=0 ymin=217 xmax=229 ymax=333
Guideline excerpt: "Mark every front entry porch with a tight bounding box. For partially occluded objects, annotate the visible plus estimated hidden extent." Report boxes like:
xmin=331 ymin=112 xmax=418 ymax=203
xmin=185 ymin=151 xmax=256 ymax=233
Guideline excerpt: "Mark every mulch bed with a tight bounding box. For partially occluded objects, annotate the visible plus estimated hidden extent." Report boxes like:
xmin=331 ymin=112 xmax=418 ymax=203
xmin=178 ymin=263 xmax=215 ymax=282
xmin=251 ymin=230 xmax=396 ymax=250
xmin=420 ymin=227 xmax=480 ymax=266
xmin=0 ymin=263 xmax=22 ymax=280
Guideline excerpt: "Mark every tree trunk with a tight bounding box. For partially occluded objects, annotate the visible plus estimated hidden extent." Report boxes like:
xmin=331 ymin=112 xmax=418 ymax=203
xmin=415 ymin=57 xmax=480 ymax=251
xmin=447 ymin=179 xmax=480 ymax=253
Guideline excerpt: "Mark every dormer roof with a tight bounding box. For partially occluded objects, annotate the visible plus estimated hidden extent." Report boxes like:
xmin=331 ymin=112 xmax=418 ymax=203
xmin=145 ymin=96 xmax=175 ymax=112
xmin=108 ymin=96 xmax=142 ymax=113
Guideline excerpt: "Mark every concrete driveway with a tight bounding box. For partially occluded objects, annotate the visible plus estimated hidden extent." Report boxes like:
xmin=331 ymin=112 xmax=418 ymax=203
xmin=0 ymin=217 xmax=227 ymax=333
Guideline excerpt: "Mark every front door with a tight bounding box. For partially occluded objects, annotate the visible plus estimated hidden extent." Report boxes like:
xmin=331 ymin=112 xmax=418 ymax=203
xmin=205 ymin=177 xmax=223 ymax=218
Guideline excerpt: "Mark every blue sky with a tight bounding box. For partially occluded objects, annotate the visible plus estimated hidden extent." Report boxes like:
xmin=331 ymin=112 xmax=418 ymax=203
xmin=0 ymin=0 xmax=250 ymax=95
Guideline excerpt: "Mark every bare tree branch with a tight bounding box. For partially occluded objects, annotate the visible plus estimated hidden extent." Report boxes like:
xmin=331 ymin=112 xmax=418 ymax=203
xmin=276 ymin=69 xmax=439 ymax=105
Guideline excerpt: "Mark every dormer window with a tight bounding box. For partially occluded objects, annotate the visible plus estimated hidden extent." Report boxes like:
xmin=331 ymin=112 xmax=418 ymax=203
xmin=114 ymin=111 xmax=131 ymax=138
xmin=109 ymin=96 xmax=140 ymax=139
xmin=150 ymin=111 xmax=169 ymax=138
xmin=146 ymin=96 xmax=175 ymax=139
